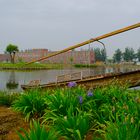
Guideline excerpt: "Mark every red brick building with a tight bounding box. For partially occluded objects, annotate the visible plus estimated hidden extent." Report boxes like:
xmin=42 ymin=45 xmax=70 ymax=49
xmin=0 ymin=54 xmax=10 ymax=62
xmin=16 ymin=49 xmax=48 ymax=62
xmin=16 ymin=49 xmax=95 ymax=64
xmin=45 ymin=50 xmax=95 ymax=64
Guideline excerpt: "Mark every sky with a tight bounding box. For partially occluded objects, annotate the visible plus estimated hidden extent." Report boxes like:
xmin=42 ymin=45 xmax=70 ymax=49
xmin=0 ymin=0 xmax=140 ymax=58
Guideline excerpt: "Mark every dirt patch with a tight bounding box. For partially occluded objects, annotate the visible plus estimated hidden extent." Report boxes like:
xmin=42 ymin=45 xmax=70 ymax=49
xmin=0 ymin=106 xmax=95 ymax=140
xmin=0 ymin=106 xmax=28 ymax=140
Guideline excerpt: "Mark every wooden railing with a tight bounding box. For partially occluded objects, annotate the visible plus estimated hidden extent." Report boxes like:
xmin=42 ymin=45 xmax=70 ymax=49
xmin=56 ymin=72 xmax=82 ymax=83
xmin=28 ymin=80 xmax=41 ymax=86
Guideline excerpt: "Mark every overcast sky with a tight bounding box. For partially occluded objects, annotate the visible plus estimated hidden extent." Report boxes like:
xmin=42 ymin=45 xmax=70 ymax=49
xmin=0 ymin=0 xmax=140 ymax=57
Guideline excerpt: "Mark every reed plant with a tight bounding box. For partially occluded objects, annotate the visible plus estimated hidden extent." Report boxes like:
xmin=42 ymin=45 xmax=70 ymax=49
xmin=12 ymin=89 xmax=47 ymax=121
xmin=17 ymin=120 xmax=58 ymax=140
xmin=0 ymin=91 xmax=19 ymax=107
xmin=12 ymin=82 xmax=140 ymax=140
xmin=43 ymin=87 xmax=87 ymax=124
xmin=101 ymin=114 xmax=140 ymax=140
xmin=53 ymin=107 xmax=93 ymax=140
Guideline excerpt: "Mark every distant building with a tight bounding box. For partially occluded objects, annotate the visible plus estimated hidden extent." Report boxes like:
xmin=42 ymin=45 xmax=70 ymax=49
xmin=45 ymin=50 xmax=95 ymax=64
xmin=0 ymin=54 xmax=10 ymax=62
xmin=16 ymin=49 xmax=48 ymax=62
xmin=15 ymin=48 xmax=95 ymax=64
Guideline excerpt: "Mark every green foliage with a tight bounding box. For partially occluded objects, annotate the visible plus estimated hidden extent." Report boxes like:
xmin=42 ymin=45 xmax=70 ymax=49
xmin=69 ymin=57 xmax=74 ymax=63
xmin=17 ymin=120 xmax=58 ymax=140
xmin=54 ymin=111 xmax=92 ymax=140
xmin=74 ymin=64 xmax=97 ymax=68
xmin=0 ymin=92 xmax=19 ymax=107
xmin=101 ymin=48 xmax=106 ymax=62
xmin=6 ymin=44 xmax=19 ymax=54
xmin=123 ymin=47 xmax=135 ymax=62
xmin=113 ymin=49 xmax=122 ymax=63
xmin=6 ymin=82 xmax=18 ymax=89
xmin=104 ymin=115 xmax=140 ymax=140
xmin=94 ymin=48 xmax=106 ymax=62
xmin=0 ymin=62 xmax=63 ymax=70
xmin=89 ymin=85 xmax=140 ymax=140
xmin=84 ymin=84 xmax=139 ymax=124
xmin=18 ymin=57 xmax=24 ymax=63
xmin=12 ymin=89 xmax=47 ymax=121
xmin=43 ymin=87 xmax=86 ymax=124
xmin=9 ymin=83 xmax=140 ymax=139
xmin=136 ymin=48 xmax=140 ymax=61
xmin=6 ymin=44 xmax=19 ymax=63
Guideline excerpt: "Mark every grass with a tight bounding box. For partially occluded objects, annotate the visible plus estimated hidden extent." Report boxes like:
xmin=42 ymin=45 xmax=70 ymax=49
xmin=0 ymin=62 xmax=63 ymax=70
xmin=74 ymin=64 xmax=97 ymax=68
xmin=0 ymin=91 xmax=19 ymax=107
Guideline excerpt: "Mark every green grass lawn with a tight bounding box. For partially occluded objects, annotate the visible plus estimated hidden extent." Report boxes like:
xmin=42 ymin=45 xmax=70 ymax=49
xmin=0 ymin=62 xmax=63 ymax=69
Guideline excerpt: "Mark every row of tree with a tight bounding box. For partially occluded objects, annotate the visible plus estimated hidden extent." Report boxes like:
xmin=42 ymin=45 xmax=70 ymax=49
xmin=113 ymin=47 xmax=140 ymax=63
xmin=94 ymin=47 xmax=140 ymax=63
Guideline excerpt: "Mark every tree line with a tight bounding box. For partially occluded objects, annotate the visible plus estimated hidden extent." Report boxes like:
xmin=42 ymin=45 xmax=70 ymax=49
xmin=4 ymin=43 xmax=140 ymax=64
xmin=94 ymin=47 xmax=140 ymax=63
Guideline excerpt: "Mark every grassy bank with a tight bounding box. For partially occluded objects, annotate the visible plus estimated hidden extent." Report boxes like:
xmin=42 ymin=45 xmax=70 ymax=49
xmin=1 ymin=83 xmax=140 ymax=140
xmin=0 ymin=62 xmax=63 ymax=70
xmin=74 ymin=64 xmax=98 ymax=68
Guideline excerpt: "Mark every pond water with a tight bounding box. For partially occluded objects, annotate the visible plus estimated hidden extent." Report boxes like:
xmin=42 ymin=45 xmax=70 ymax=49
xmin=0 ymin=66 xmax=138 ymax=92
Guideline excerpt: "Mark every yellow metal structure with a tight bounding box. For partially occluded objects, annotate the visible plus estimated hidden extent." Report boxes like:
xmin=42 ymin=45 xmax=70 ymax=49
xmin=26 ymin=23 xmax=140 ymax=65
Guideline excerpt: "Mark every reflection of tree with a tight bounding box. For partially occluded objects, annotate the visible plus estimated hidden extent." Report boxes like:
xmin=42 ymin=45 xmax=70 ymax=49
xmin=6 ymin=71 xmax=18 ymax=89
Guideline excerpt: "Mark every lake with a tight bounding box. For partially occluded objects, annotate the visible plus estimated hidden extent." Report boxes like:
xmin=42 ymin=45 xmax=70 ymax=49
xmin=0 ymin=66 xmax=138 ymax=91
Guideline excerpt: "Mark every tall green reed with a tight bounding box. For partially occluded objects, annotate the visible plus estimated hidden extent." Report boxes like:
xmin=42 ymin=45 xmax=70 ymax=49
xmin=17 ymin=120 xmax=58 ymax=140
xmin=12 ymin=89 xmax=47 ymax=121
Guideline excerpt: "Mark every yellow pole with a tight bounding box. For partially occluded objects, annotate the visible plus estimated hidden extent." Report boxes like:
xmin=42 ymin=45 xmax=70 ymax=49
xmin=26 ymin=23 xmax=140 ymax=65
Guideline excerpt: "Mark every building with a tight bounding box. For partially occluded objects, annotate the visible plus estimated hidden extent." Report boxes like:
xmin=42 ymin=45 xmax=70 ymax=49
xmin=16 ymin=49 xmax=48 ymax=62
xmin=45 ymin=50 xmax=95 ymax=64
xmin=0 ymin=54 xmax=10 ymax=62
xmin=15 ymin=49 xmax=95 ymax=64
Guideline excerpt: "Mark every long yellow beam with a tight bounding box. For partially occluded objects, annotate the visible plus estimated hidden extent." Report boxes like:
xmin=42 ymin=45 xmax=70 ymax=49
xmin=26 ymin=23 xmax=140 ymax=65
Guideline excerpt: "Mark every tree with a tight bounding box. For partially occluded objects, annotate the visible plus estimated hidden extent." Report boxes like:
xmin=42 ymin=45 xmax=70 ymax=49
xmin=6 ymin=44 xmax=19 ymax=63
xmin=94 ymin=48 xmax=106 ymax=62
xmin=113 ymin=49 xmax=122 ymax=63
xmin=123 ymin=47 xmax=135 ymax=62
xmin=101 ymin=48 xmax=107 ymax=62
xmin=136 ymin=48 xmax=140 ymax=62
xmin=94 ymin=48 xmax=102 ymax=62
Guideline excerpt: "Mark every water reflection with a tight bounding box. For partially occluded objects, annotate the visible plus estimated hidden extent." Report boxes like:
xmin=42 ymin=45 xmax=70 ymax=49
xmin=0 ymin=65 xmax=139 ymax=91
xmin=6 ymin=71 xmax=19 ymax=90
